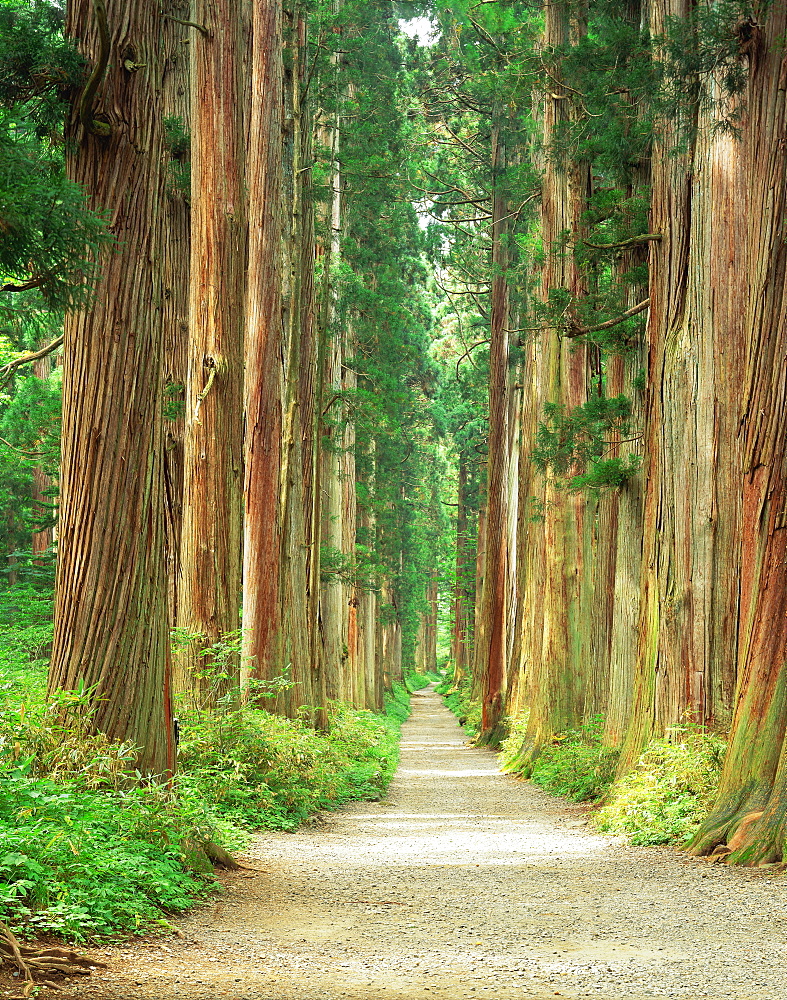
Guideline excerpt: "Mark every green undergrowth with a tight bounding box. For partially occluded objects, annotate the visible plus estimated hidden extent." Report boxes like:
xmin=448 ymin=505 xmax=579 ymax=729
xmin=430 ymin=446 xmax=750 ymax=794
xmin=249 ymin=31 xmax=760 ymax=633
xmin=177 ymin=687 xmax=406 ymax=833
xmin=595 ymin=727 xmax=727 ymax=845
xmin=0 ymin=586 xmax=410 ymax=942
xmin=500 ymin=706 xmax=726 ymax=846
xmin=404 ymin=670 xmax=443 ymax=691
xmin=502 ymin=714 xmax=620 ymax=802
xmin=437 ymin=672 xmax=481 ymax=738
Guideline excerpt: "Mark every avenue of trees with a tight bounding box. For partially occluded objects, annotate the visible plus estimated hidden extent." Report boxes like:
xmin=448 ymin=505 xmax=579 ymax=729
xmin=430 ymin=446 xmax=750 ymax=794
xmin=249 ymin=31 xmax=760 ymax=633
xmin=426 ymin=0 xmax=787 ymax=867
xmin=3 ymin=0 xmax=787 ymax=870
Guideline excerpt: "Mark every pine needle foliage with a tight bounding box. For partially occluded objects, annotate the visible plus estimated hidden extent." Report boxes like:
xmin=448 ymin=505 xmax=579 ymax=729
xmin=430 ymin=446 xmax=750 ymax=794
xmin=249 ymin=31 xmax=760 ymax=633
xmin=0 ymin=1 xmax=110 ymax=309
xmin=532 ymin=390 xmax=641 ymax=491
xmin=0 ymin=120 xmax=109 ymax=309
xmin=0 ymin=0 xmax=84 ymax=133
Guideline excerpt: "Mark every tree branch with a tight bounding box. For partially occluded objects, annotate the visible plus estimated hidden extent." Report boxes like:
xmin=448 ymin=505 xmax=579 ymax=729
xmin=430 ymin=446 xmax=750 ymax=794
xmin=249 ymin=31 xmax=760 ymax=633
xmin=564 ymin=298 xmax=650 ymax=338
xmin=582 ymin=234 xmax=662 ymax=252
xmin=193 ymin=357 xmax=217 ymax=422
xmin=0 ymin=276 xmax=48 ymax=294
xmin=466 ymin=16 xmax=506 ymax=57
xmin=455 ymin=339 xmax=490 ymax=378
xmin=162 ymin=14 xmax=211 ymax=37
xmin=0 ymin=435 xmax=45 ymax=458
xmin=79 ymin=0 xmax=112 ymax=137
xmin=0 ymin=335 xmax=64 ymax=388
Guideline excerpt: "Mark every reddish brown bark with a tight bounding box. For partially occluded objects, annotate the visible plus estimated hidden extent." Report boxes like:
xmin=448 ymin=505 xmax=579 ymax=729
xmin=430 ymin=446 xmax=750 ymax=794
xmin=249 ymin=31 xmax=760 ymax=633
xmin=477 ymin=120 xmax=511 ymax=743
xmin=50 ymin=0 xmax=173 ymax=776
xmin=619 ymin=0 xmax=744 ymax=770
xmin=242 ymin=0 xmax=284 ymax=689
xmin=689 ymin=10 xmax=787 ymax=863
xmin=509 ymin=0 xmax=593 ymax=762
xmin=470 ymin=501 xmax=487 ymax=696
xmin=450 ymin=453 xmax=471 ymax=685
xmin=425 ymin=572 xmax=439 ymax=675
xmin=175 ymin=0 xmax=246 ymax=699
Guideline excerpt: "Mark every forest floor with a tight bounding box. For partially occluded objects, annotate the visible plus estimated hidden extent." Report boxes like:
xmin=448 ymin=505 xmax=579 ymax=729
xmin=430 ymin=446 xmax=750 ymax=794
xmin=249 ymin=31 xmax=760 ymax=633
xmin=6 ymin=686 xmax=787 ymax=1000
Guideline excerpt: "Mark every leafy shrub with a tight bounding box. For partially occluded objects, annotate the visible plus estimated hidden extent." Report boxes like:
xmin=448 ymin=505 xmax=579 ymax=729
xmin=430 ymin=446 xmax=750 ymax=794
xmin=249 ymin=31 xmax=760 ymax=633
xmin=514 ymin=715 xmax=621 ymax=802
xmin=438 ymin=674 xmax=481 ymax=738
xmin=0 ymin=586 xmax=52 ymax=704
xmin=177 ymin=694 xmax=403 ymax=831
xmin=0 ymin=587 xmax=411 ymax=940
xmin=595 ymin=727 xmax=726 ymax=845
xmin=0 ymin=667 xmax=218 ymax=939
xmin=405 ymin=672 xmax=432 ymax=691
xmin=0 ymin=762 xmax=214 ymax=940
xmin=384 ymin=681 xmax=411 ymax=724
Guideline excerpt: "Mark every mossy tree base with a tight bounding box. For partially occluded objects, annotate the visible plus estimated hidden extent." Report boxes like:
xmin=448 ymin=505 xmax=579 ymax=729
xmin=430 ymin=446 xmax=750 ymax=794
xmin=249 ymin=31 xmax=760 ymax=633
xmin=476 ymin=720 xmax=508 ymax=750
xmin=689 ymin=787 xmax=787 ymax=866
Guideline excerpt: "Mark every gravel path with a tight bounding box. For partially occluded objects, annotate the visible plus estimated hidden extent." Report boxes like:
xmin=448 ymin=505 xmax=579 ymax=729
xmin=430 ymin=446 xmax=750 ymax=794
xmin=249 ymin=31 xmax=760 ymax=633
xmin=19 ymin=686 xmax=787 ymax=1000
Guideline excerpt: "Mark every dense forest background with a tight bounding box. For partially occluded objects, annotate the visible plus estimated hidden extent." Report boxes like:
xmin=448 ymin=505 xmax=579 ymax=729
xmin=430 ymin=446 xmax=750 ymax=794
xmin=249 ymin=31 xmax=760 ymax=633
xmin=2 ymin=0 xmax=787 ymax=937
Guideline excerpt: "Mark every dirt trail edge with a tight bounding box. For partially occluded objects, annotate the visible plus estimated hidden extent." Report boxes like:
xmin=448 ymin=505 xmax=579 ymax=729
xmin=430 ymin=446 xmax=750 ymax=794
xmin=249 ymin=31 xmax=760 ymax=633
xmin=46 ymin=687 xmax=786 ymax=1000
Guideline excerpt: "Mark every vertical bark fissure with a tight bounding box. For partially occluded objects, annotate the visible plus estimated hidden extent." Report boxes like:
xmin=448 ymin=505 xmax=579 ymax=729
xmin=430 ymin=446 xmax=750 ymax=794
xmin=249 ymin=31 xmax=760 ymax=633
xmin=176 ymin=0 xmax=246 ymax=700
xmin=242 ymin=0 xmax=284 ymax=691
xmin=50 ymin=0 xmax=173 ymax=775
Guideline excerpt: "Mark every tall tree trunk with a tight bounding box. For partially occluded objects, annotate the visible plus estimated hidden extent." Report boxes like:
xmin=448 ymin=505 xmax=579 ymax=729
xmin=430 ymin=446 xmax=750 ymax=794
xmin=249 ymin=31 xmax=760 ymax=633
xmin=279 ymin=4 xmax=318 ymax=716
xmin=318 ymin=21 xmax=348 ymax=704
xmin=618 ymin=0 xmax=744 ymax=771
xmin=689 ymin=9 xmax=787 ymax=864
xmin=470 ymin=500 xmax=487 ymax=696
xmin=50 ymin=0 xmax=173 ymax=776
xmin=342 ymin=360 xmax=359 ymax=703
xmin=298 ymin=39 xmax=321 ymax=719
xmin=510 ymin=0 xmax=592 ymax=762
xmin=31 ymin=347 xmax=56 ymax=563
xmin=161 ymin=3 xmax=191 ymax=628
xmin=425 ymin=571 xmax=439 ymax=676
xmin=450 ymin=452 xmax=471 ymax=685
xmin=601 ymin=349 xmax=646 ymax=745
xmin=242 ymin=0 xmax=284 ymax=692
xmin=358 ymin=439 xmax=381 ymax=709
xmin=596 ymin=0 xmax=649 ymax=743
xmin=477 ymin=119 xmax=511 ymax=744
xmin=176 ymin=0 xmax=246 ymax=701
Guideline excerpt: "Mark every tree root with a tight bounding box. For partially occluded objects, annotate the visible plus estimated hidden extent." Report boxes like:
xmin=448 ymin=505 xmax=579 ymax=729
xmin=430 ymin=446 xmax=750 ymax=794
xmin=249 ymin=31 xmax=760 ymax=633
xmin=201 ymin=840 xmax=243 ymax=870
xmin=0 ymin=921 xmax=107 ymax=997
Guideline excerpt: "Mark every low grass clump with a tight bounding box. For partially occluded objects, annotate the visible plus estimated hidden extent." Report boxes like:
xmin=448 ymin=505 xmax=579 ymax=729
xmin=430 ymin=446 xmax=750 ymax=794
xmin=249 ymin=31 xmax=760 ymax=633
xmin=502 ymin=715 xmax=620 ymax=802
xmin=0 ymin=586 xmax=410 ymax=942
xmin=595 ymin=727 xmax=726 ymax=845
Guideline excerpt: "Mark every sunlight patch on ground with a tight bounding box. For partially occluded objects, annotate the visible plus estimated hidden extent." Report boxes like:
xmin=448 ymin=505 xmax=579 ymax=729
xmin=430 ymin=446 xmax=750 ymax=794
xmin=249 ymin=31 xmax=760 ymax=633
xmin=396 ymin=767 xmax=500 ymax=778
xmin=296 ymin=827 xmax=608 ymax=866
